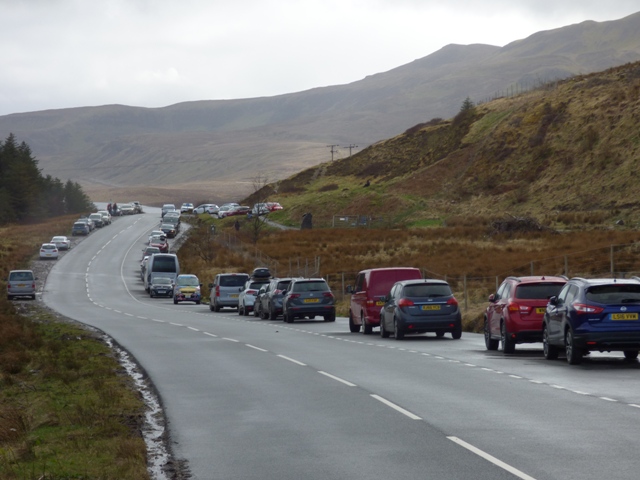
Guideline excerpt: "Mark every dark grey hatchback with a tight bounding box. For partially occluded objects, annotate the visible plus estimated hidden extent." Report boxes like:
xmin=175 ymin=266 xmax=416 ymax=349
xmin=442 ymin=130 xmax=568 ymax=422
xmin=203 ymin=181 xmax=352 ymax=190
xmin=380 ymin=279 xmax=462 ymax=340
xmin=282 ymin=278 xmax=336 ymax=323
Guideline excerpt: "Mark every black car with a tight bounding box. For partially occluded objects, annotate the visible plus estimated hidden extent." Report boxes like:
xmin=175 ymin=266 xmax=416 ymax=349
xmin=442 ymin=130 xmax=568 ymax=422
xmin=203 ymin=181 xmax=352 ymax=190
xmin=543 ymin=277 xmax=640 ymax=364
xmin=159 ymin=223 xmax=177 ymax=238
xmin=282 ymin=278 xmax=335 ymax=323
xmin=380 ymin=279 xmax=462 ymax=340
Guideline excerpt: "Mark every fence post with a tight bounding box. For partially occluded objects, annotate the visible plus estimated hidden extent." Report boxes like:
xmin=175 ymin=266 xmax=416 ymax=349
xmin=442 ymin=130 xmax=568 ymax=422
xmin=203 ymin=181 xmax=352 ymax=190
xmin=531 ymin=261 xmax=534 ymax=276
xmin=341 ymin=272 xmax=345 ymax=302
xmin=464 ymin=275 xmax=468 ymax=312
xmin=611 ymin=245 xmax=614 ymax=276
xmin=564 ymin=255 xmax=568 ymax=277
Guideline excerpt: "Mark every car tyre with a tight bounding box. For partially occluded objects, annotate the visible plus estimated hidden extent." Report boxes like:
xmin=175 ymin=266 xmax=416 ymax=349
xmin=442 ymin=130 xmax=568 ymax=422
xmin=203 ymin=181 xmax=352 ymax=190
xmin=542 ymin=325 xmax=559 ymax=360
xmin=196 ymin=300 xmax=201 ymax=305
xmin=348 ymin=312 xmax=360 ymax=333
xmin=565 ymin=328 xmax=583 ymax=365
xmin=484 ymin=318 xmax=499 ymax=350
xmin=173 ymin=298 xmax=178 ymax=304
xmin=451 ymin=323 xmax=462 ymax=340
xmin=362 ymin=314 xmax=372 ymax=335
xmin=393 ymin=318 xmax=404 ymax=340
xmin=150 ymin=292 xmax=154 ymax=298
xmin=284 ymin=311 xmax=294 ymax=323
xmin=243 ymin=305 xmax=249 ymax=316
xmin=269 ymin=304 xmax=277 ymax=320
xmin=380 ymin=317 xmax=390 ymax=338
xmin=238 ymin=304 xmax=243 ymax=315
xmin=623 ymin=350 xmax=639 ymax=361
xmin=324 ymin=313 xmax=336 ymax=322
xmin=501 ymin=322 xmax=516 ymax=354
xmin=214 ymin=301 xmax=220 ymax=312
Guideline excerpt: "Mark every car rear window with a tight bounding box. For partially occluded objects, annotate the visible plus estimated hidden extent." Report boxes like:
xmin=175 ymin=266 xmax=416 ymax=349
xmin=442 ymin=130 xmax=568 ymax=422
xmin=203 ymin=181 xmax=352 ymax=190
xmin=586 ymin=284 xmax=640 ymax=303
xmin=403 ymin=284 xmax=452 ymax=297
xmin=153 ymin=257 xmax=177 ymax=273
xmin=515 ymin=283 xmax=565 ymax=300
xmin=277 ymin=280 xmax=292 ymax=290
xmin=248 ymin=281 xmax=268 ymax=290
xmin=292 ymin=281 xmax=328 ymax=292
xmin=220 ymin=275 xmax=249 ymax=287
xmin=10 ymin=271 xmax=33 ymax=281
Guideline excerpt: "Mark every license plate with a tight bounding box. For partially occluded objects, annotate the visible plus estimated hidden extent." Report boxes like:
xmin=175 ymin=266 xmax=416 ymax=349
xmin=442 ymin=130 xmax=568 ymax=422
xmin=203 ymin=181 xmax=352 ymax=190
xmin=422 ymin=305 xmax=441 ymax=311
xmin=230 ymin=294 xmax=239 ymax=298
xmin=611 ymin=313 xmax=639 ymax=320
xmin=536 ymin=307 xmax=546 ymax=314
xmin=17 ymin=284 xmax=26 ymax=287
xmin=304 ymin=298 xmax=319 ymax=303
xmin=375 ymin=301 xmax=384 ymax=306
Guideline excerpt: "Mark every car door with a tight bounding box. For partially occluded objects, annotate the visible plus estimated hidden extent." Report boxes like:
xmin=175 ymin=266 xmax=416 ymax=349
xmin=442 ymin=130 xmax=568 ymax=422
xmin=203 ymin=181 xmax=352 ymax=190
xmin=487 ymin=281 xmax=509 ymax=336
xmin=350 ymin=273 xmax=366 ymax=326
xmin=546 ymin=284 xmax=575 ymax=343
xmin=382 ymin=284 xmax=399 ymax=330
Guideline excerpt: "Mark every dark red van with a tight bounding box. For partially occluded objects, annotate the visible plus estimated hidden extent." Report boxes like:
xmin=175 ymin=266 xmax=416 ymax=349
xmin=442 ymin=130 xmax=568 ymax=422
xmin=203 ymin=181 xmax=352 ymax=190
xmin=348 ymin=267 xmax=422 ymax=334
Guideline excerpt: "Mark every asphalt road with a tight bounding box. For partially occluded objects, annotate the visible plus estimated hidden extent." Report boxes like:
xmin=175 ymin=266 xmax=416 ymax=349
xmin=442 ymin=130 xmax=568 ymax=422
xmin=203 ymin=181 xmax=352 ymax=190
xmin=43 ymin=210 xmax=640 ymax=480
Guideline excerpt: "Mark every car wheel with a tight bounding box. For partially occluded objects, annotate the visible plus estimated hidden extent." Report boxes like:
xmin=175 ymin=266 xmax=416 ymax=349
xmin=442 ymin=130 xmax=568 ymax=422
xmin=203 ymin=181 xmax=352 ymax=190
xmin=362 ymin=313 xmax=372 ymax=335
xmin=542 ymin=325 xmax=559 ymax=360
xmin=243 ymin=305 xmax=249 ymax=316
xmin=501 ymin=322 xmax=516 ymax=354
xmin=624 ymin=350 xmax=639 ymax=361
xmin=173 ymin=298 xmax=178 ymax=304
xmin=565 ymin=328 xmax=583 ymax=365
xmin=380 ymin=316 xmax=390 ymax=338
xmin=285 ymin=311 xmax=294 ymax=323
xmin=451 ymin=323 xmax=462 ymax=340
xmin=348 ymin=312 xmax=360 ymax=333
xmin=308 ymin=315 xmax=315 ymax=320
xmin=196 ymin=300 xmax=201 ymax=305
xmin=214 ymin=301 xmax=220 ymax=312
xmin=393 ymin=317 xmax=404 ymax=340
xmin=269 ymin=304 xmax=277 ymax=320
xmin=324 ymin=313 xmax=335 ymax=322
xmin=484 ymin=318 xmax=499 ymax=350
xmin=238 ymin=304 xmax=243 ymax=315
xmin=254 ymin=304 xmax=260 ymax=317
xmin=150 ymin=292 xmax=154 ymax=298
xmin=209 ymin=302 xmax=214 ymax=311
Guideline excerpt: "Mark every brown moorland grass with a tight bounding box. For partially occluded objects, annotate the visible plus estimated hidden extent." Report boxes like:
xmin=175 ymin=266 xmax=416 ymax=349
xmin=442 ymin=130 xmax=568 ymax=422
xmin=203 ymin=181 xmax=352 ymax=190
xmin=0 ymin=217 xmax=149 ymax=480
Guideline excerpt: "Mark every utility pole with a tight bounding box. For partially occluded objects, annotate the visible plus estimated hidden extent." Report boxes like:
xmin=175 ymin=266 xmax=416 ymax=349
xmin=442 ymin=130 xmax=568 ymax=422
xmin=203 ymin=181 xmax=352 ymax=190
xmin=344 ymin=144 xmax=358 ymax=157
xmin=327 ymin=144 xmax=339 ymax=161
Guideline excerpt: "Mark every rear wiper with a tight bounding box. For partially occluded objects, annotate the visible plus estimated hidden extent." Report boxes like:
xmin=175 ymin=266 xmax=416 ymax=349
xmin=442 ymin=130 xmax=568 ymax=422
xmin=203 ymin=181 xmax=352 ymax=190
xmin=620 ymin=298 xmax=640 ymax=303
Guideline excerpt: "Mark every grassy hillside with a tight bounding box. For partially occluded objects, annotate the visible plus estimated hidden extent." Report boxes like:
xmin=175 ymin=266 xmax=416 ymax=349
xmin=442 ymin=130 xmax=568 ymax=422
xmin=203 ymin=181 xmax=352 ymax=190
xmin=254 ymin=61 xmax=640 ymax=229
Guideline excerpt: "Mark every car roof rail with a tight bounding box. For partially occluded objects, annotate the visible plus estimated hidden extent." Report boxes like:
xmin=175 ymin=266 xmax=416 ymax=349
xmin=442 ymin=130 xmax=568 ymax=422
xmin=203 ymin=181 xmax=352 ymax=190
xmin=505 ymin=276 xmax=521 ymax=282
xmin=572 ymin=277 xmax=588 ymax=283
xmin=631 ymin=276 xmax=640 ymax=283
xmin=557 ymin=274 xmax=569 ymax=280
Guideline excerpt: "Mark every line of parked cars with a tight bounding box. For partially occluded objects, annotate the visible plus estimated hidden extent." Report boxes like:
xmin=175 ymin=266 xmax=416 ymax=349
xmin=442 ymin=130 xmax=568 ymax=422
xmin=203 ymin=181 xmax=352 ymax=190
xmin=190 ymin=202 xmax=284 ymax=219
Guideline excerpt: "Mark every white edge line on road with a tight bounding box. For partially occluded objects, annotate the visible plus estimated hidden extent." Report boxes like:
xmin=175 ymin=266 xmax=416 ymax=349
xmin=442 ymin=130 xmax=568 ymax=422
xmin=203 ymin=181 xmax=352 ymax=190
xmin=223 ymin=337 xmax=239 ymax=343
xmin=170 ymin=322 xmax=183 ymax=327
xmin=318 ymin=371 xmax=357 ymax=387
xmin=203 ymin=332 xmax=217 ymax=337
xmin=447 ymin=436 xmax=537 ymax=480
xmin=370 ymin=394 xmax=422 ymax=420
xmin=246 ymin=344 xmax=268 ymax=352
xmin=277 ymin=355 xmax=306 ymax=366
xmin=188 ymin=327 xmax=199 ymax=332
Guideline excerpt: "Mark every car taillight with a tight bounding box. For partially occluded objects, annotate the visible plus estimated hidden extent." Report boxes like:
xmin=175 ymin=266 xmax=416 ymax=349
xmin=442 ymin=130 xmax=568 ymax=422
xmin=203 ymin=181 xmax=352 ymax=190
xmin=274 ymin=289 xmax=282 ymax=294
xmin=323 ymin=292 xmax=334 ymax=299
xmin=573 ymin=303 xmax=604 ymax=315
xmin=398 ymin=298 xmax=414 ymax=307
xmin=247 ymin=289 xmax=257 ymax=295
xmin=289 ymin=293 xmax=300 ymax=299
xmin=215 ymin=286 xmax=220 ymax=297
xmin=508 ymin=302 xmax=531 ymax=314
xmin=447 ymin=297 xmax=459 ymax=306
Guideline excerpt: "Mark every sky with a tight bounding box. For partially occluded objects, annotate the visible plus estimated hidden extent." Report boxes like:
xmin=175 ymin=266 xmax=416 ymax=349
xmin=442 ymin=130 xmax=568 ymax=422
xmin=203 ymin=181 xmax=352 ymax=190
xmin=1 ymin=0 xmax=639 ymax=116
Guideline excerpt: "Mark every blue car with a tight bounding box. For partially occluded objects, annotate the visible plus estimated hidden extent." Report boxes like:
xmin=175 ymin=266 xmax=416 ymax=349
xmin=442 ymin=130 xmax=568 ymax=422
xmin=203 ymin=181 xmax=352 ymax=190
xmin=543 ymin=277 xmax=640 ymax=364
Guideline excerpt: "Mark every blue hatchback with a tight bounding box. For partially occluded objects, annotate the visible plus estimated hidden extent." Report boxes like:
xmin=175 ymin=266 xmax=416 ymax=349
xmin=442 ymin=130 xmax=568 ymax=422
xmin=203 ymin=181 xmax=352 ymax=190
xmin=543 ymin=277 xmax=640 ymax=364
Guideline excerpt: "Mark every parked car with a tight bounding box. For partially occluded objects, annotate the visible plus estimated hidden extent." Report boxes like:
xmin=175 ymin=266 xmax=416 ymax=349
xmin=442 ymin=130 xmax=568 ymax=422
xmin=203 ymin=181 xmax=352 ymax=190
xmin=173 ymin=274 xmax=202 ymax=304
xmin=224 ymin=205 xmax=251 ymax=218
xmin=142 ymin=246 xmax=161 ymax=261
xmin=149 ymin=235 xmax=169 ymax=254
xmin=208 ymin=273 xmax=250 ymax=312
xmin=7 ymin=269 xmax=36 ymax=300
xmin=162 ymin=215 xmax=180 ymax=232
xmin=77 ymin=217 xmax=95 ymax=231
xmin=485 ymin=275 xmax=567 ymax=353
xmin=71 ymin=222 xmax=90 ymax=236
xmin=216 ymin=203 xmax=239 ymax=218
xmin=144 ymin=253 xmax=180 ymax=293
xmin=380 ymin=279 xmax=462 ymax=340
xmin=255 ymin=277 xmax=294 ymax=319
xmin=119 ymin=203 xmax=135 ymax=215
xmin=347 ymin=267 xmax=422 ymax=334
xmin=89 ymin=212 xmax=104 ymax=228
xmin=131 ymin=201 xmax=143 ymax=213
xmin=97 ymin=210 xmax=112 ymax=224
xmin=39 ymin=243 xmax=59 ymax=260
xmin=282 ymin=278 xmax=335 ymax=323
xmin=543 ymin=277 xmax=640 ymax=364
xmin=148 ymin=230 xmax=166 ymax=244
xmin=159 ymin=223 xmax=177 ymax=239
xmin=193 ymin=204 xmax=219 ymax=215
xmin=252 ymin=202 xmax=284 ymax=216
xmin=149 ymin=276 xmax=174 ymax=298
xmin=180 ymin=203 xmax=194 ymax=213
xmin=238 ymin=278 xmax=271 ymax=316
xmin=50 ymin=235 xmax=71 ymax=250
xmin=161 ymin=204 xmax=176 ymax=218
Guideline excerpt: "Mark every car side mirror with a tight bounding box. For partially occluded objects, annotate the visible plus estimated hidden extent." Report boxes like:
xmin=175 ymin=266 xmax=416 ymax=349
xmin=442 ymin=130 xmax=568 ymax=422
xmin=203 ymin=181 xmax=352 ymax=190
xmin=346 ymin=285 xmax=353 ymax=294
xmin=208 ymin=283 xmax=214 ymax=289
xmin=488 ymin=293 xmax=496 ymax=303
xmin=548 ymin=296 xmax=558 ymax=306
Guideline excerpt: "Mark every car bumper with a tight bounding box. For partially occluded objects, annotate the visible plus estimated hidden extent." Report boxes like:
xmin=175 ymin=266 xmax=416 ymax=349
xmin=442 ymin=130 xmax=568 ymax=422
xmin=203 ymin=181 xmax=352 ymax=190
xmin=175 ymin=294 xmax=201 ymax=302
xmin=151 ymin=289 xmax=173 ymax=297
xmin=573 ymin=331 xmax=640 ymax=351
xmin=286 ymin=304 xmax=335 ymax=317
xmin=397 ymin=312 xmax=462 ymax=334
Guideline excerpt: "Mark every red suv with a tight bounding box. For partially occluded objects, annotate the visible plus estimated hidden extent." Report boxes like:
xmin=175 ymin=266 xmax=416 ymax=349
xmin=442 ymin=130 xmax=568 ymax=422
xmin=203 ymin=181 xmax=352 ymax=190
xmin=484 ymin=276 xmax=567 ymax=353
xmin=347 ymin=267 xmax=422 ymax=334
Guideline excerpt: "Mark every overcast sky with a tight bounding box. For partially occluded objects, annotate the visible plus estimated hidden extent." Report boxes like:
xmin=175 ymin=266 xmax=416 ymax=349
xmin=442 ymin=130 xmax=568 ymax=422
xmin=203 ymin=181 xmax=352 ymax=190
xmin=1 ymin=0 xmax=638 ymax=116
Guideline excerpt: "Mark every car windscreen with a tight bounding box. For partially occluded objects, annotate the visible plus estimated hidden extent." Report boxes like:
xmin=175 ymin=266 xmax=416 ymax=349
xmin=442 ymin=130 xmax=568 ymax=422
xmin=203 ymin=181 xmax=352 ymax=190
xmin=403 ymin=284 xmax=452 ymax=298
xmin=152 ymin=257 xmax=177 ymax=273
xmin=515 ymin=283 xmax=565 ymax=300
xmin=586 ymin=284 xmax=640 ymax=303
xmin=177 ymin=277 xmax=199 ymax=286
xmin=220 ymin=276 xmax=249 ymax=287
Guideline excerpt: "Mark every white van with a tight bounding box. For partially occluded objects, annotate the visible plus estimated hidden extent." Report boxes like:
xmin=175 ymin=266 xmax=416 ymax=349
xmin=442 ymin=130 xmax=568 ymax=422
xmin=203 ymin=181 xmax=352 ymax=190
xmin=144 ymin=253 xmax=180 ymax=292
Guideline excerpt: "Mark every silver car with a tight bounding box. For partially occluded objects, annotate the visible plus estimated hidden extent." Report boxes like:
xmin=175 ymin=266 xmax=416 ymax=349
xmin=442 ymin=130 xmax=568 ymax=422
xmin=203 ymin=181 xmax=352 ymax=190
xmin=209 ymin=273 xmax=250 ymax=312
xmin=7 ymin=270 xmax=36 ymax=300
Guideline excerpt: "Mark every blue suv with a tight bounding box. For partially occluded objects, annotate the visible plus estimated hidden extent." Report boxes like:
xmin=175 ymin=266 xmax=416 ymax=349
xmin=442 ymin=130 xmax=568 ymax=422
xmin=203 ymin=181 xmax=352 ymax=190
xmin=543 ymin=277 xmax=640 ymax=364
